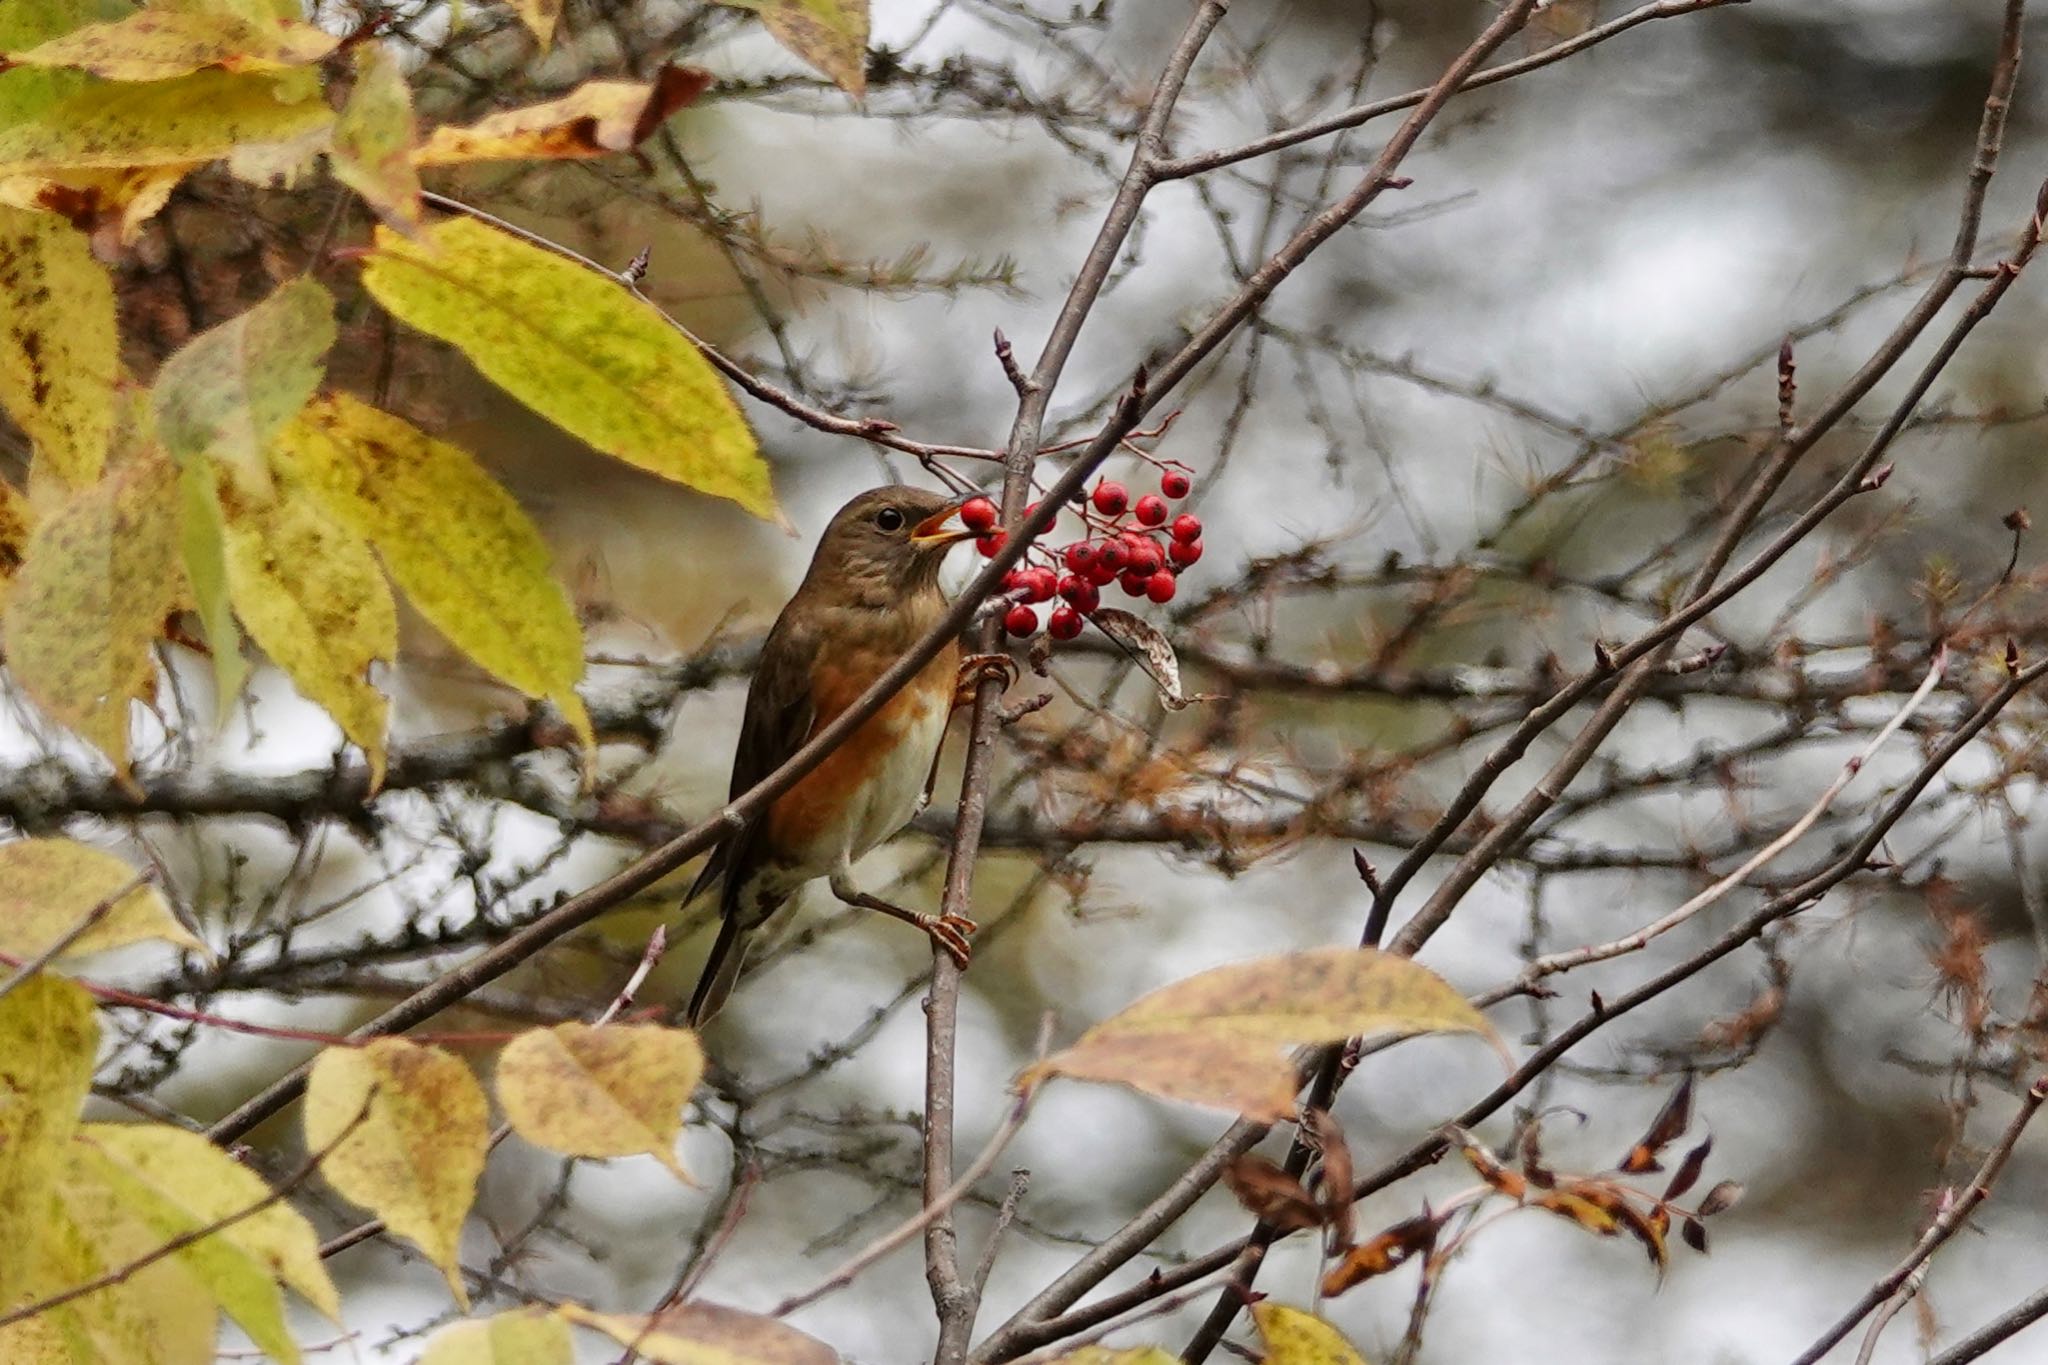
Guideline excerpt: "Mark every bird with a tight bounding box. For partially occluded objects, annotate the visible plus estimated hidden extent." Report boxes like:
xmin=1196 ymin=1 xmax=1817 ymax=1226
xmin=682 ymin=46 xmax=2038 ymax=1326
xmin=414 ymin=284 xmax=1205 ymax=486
xmin=682 ymin=484 xmax=994 ymax=1025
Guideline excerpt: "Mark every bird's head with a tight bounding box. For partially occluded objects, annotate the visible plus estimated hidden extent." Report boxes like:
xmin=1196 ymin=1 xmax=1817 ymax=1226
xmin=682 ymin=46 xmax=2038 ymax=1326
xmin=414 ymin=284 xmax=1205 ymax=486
xmin=804 ymin=484 xmax=978 ymax=606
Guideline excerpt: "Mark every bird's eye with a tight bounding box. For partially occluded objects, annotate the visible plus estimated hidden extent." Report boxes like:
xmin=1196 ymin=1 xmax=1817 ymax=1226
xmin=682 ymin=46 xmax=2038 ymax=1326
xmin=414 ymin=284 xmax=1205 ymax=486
xmin=875 ymin=506 xmax=906 ymax=532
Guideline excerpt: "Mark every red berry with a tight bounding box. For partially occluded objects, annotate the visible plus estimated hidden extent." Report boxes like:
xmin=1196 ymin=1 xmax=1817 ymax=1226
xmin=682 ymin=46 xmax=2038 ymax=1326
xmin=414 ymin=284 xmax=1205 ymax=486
xmin=1025 ymin=500 xmax=1048 ymax=525
xmin=960 ymin=496 xmax=998 ymax=533
xmin=1160 ymin=470 xmax=1192 ymax=498
xmin=1134 ymin=494 xmax=1168 ymax=526
xmin=977 ymin=530 xmax=1007 ymax=558
xmin=1064 ymin=541 xmax=1096 ymax=574
xmin=1170 ymin=514 xmax=1202 ymax=543
xmin=1091 ymin=480 xmax=1129 ymax=516
xmin=1120 ymin=570 xmax=1151 ymax=597
xmin=1168 ymin=537 xmax=1203 ymax=566
xmin=1048 ymin=605 xmax=1083 ymax=640
xmin=1003 ymin=604 xmax=1039 ymax=637
xmin=1145 ymin=569 xmax=1177 ymax=603
xmin=1065 ymin=579 xmax=1100 ymax=613
xmin=1097 ymin=539 xmax=1129 ymax=573
xmin=1124 ymin=537 xmax=1163 ymax=576
xmin=1025 ymin=567 xmax=1057 ymax=602
xmin=1002 ymin=568 xmax=1028 ymax=593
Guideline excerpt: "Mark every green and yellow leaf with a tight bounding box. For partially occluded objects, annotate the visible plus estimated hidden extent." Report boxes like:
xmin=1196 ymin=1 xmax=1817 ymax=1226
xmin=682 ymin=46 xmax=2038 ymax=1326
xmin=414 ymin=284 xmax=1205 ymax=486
xmin=2 ymin=448 xmax=184 ymax=774
xmin=215 ymin=476 xmax=394 ymax=786
xmin=418 ymin=1309 xmax=574 ymax=1365
xmin=0 ymin=837 xmax=199 ymax=960
xmin=1 ymin=10 xmax=337 ymax=82
xmin=411 ymin=66 xmax=711 ymax=166
xmin=330 ymin=42 xmax=421 ymax=233
xmin=561 ymin=1303 xmax=837 ymax=1365
xmin=0 ymin=163 xmax=193 ymax=249
xmin=360 ymin=218 xmax=776 ymax=521
xmin=0 ymin=205 xmax=118 ymax=487
xmin=1252 ymin=1303 xmax=1371 ymax=1365
xmin=177 ymin=458 xmax=247 ymax=716
xmin=152 ymin=275 xmax=335 ymax=493
xmin=1018 ymin=947 xmax=1497 ymax=1121
xmin=0 ymin=974 xmax=97 ymax=1306
xmin=62 ymin=1122 xmax=340 ymax=1363
xmin=304 ymin=1038 xmax=489 ymax=1306
xmin=17 ymin=1190 xmax=217 ymax=1365
xmin=270 ymin=395 xmax=591 ymax=749
xmin=495 ymin=1023 xmax=701 ymax=1179
xmin=0 ymin=68 xmax=332 ymax=174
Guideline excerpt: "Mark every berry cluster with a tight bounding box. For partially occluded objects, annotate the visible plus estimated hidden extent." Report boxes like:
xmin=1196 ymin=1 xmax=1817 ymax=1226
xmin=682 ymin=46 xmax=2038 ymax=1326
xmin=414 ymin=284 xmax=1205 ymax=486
xmin=960 ymin=468 xmax=1203 ymax=640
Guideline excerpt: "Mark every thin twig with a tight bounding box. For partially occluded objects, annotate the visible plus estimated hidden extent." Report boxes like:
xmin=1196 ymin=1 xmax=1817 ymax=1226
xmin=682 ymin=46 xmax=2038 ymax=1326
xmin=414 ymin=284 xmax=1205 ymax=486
xmin=1790 ymin=1075 xmax=2048 ymax=1365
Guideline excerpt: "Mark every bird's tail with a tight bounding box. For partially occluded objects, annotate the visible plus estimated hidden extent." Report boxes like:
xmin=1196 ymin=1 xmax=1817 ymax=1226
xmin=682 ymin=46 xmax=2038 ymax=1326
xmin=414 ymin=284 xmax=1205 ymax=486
xmin=685 ymin=910 xmax=749 ymax=1027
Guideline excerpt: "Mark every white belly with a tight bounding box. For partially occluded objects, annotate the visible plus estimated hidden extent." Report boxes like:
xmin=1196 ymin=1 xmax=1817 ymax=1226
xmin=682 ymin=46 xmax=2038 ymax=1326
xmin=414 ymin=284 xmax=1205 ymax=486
xmin=839 ymin=695 xmax=947 ymax=864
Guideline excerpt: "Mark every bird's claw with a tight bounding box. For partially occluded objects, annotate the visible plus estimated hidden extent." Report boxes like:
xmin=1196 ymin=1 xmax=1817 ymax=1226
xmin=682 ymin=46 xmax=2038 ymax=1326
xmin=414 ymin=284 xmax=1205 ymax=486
xmin=923 ymin=913 xmax=978 ymax=968
xmin=955 ymin=653 xmax=1018 ymax=707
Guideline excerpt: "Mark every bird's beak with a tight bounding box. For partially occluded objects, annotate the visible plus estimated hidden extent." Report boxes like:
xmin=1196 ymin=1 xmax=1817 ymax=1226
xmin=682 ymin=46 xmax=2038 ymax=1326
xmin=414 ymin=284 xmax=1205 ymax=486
xmin=911 ymin=502 xmax=979 ymax=548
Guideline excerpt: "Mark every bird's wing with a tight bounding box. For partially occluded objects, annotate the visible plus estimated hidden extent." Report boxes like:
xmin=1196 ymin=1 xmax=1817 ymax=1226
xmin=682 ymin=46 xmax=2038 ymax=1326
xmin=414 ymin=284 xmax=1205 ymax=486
xmin=688 ymin=612 xmax=819 ymax=916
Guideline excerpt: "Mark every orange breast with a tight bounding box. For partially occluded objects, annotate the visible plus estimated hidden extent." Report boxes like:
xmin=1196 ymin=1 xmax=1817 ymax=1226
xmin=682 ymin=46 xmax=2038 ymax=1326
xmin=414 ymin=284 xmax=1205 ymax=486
xmin=763 ymin=637 xmax=959 ymax=865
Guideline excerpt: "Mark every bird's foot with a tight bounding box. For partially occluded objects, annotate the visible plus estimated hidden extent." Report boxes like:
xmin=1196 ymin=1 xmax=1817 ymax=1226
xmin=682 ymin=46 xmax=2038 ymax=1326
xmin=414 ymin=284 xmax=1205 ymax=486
xmin=954 ymin=653 xmax=1018 ymax=707
xmin=921 ymin=912 xmax=978 ymax=969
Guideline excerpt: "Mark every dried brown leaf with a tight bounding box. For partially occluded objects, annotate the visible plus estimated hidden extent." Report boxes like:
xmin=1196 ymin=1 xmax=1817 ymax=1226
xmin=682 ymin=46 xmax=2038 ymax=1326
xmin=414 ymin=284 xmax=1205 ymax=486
xmin=1319 ymin=1207 xmax=1442 ymax=1297
xmin=1221 ymin=1154 xmax=1324 ymax=1234
xmin=1619 ymin=1073 xmax=1695 ymax=1173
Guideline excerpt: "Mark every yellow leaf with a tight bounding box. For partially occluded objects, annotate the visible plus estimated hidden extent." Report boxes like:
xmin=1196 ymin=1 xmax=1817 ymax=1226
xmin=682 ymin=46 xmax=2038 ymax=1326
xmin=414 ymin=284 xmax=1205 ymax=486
xmin=1044 ymin=1351 xmax=1180 ymax=1365
xmin=561 ymin=1302 xmax=837 ymax=1365
xmin=330 ymin=42 xmax=421 ymax=233
xmin=0 ymin=837 xmax=199 ymax=960
xmin=504 ymin=0 xmax=560 ymax=50
xmin=418 ymin=1309 xmax=574 ymax=1365
xmin=0 ymin=974 xmax=96 ymax=1306
xmin=1 ymin=10 xmax=337 ymax=81
xmin=0 ymin=164 xmax=190 ymax=252
xmin=1252 ymin=1303 xmax=1371 ymax=1365
xmin=64 ymin=1122 xmax=341 ymax=1361
xmin=495 ymin=1023 xmax=701 ymax=1179
xmin=152 ymin=0 xmax=302 ymax=22
xmin=1018 ymin=948 xmax=1496 ymax=1121
xmin=214 ymin=476 xmax=394 ymax=787
xmin=360 ymin=218 xmax=776 ymax=521
xmin=0 ymin=475 xmax=31 ymax=611
xmin=2 ymin=448 xmax=183 ymax=775
xmin=176 ymin=458 xmax=247 ymax=717
xmin=304 ymin=1039 xmax=488 ymax=1306
xmin=0 ymin=205 xmax=117 ymax=486
xmin=270 ymin=395 xmax=591 ymax=749
xmin=0 ymin=68 xmax=331 ymax=173
xmin=714 ymin=0 xmax=867 ymax=95
xmin=152 ymin=275 xmax=334 ymax=493
xmin=18 ymin=1188 xmax=217 ymax=1365
xmin=411 ymin=66 xmax=712 ymax=166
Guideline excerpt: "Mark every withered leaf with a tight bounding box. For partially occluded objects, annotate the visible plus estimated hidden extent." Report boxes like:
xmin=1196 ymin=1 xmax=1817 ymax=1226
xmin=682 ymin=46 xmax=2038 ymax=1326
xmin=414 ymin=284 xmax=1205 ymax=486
xmin=1533 ymin=1187 xmax=1618 ymax=1236
xmin=1696 ymin=1180 xmax=1744 ymax=1217
xmin=1017 ymin=947 xmax=1495 ymax=1121
xmin=1306 ymin=1108 xmax=1356 ymax=1249
xmin=1320 ymin=1207 xmax=1443 ymax=1297
xmin=411 ymin=66 xmax=712 ymax=166
xmin=1610 ymin=1195 xmax=1670 ymax=1273
xmin=1518 ymin=1119 xmax=1556 ymax=1190
xmin=1619 ymin=1073 xmax=1695 ymax=1174
xmin=1448 ymin=1128 xmax=1527 ymax=1201
xmin=1663 ymin=1134 xmax=1713 ymax=1201
xmin=1680 ymin=1216 xmax=1709 ymax=1253
xmin=1222 ymin=1154 xmax=1324 ymax=1234
xmin=1087 ymin=607 xmax=1214 ymax=710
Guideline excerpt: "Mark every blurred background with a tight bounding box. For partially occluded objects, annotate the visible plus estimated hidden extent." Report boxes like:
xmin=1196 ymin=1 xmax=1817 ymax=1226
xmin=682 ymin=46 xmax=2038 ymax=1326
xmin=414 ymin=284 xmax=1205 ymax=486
xmin=19 ymin=0 xmax=2048 ymax=1360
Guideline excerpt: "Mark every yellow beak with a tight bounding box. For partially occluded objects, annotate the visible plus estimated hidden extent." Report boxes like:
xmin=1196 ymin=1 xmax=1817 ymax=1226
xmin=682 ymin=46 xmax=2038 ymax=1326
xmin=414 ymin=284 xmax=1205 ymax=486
xmin=910 ymin=502 xmax=980 ymax=548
